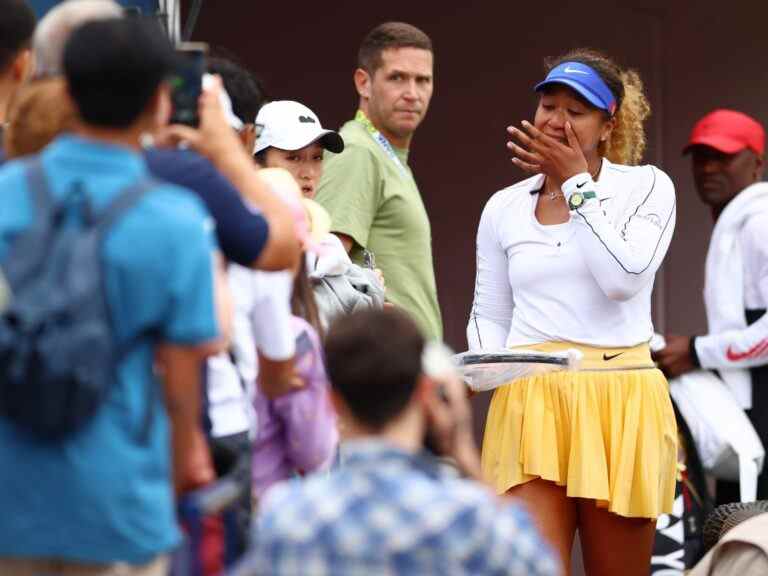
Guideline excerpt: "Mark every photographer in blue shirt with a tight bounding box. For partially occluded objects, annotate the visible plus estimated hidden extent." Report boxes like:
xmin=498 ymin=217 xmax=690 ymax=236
xmin=0 ymin=18 xmax=223 ymax=575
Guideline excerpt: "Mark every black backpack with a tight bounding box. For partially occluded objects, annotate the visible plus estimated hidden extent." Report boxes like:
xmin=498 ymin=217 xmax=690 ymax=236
xmin=0 ymin=159 xmax=154 ymax=439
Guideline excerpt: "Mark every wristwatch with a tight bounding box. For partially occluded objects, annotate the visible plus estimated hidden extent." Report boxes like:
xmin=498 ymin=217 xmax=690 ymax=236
xmin=568 ymin=190 xmax=597 ymax=210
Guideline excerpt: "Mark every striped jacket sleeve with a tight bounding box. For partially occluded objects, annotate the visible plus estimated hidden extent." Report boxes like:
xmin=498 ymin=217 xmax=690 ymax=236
xmin=563 ymin=166 xmax=676 ymax=302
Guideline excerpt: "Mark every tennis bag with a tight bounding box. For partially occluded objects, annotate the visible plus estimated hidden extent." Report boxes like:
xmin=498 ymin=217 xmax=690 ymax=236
xmin=312 ymin=264 xmax=385 ymax=329
xmin=669 ymin=370 xmax=764 ymax=502
xmin=0 ymin=159 xmax=151 ymax=439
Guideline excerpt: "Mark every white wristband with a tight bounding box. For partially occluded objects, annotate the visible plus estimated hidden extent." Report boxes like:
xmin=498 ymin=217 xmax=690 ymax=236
xmin=561 ymin=172 xmax=594 ymax=200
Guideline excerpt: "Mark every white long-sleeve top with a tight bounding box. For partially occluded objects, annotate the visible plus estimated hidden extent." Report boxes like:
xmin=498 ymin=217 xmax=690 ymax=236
xmin=467 ymin=158 xmax=676 ymax=350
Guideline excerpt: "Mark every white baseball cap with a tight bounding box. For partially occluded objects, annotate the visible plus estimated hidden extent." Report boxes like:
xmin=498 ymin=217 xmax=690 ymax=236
xmin=254 ymin=100 xmax=344 ymax=154
xmin=203 ymin=73 xmax=243 ymax=131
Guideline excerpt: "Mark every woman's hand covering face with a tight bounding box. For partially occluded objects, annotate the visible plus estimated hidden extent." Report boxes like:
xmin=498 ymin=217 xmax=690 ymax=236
xmin=506 ymin=120 xmax=589 ymax=186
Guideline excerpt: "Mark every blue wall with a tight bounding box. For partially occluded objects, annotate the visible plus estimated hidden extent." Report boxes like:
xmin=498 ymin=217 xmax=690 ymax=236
xmin=29 ymin=0 xmax=159 ymax=17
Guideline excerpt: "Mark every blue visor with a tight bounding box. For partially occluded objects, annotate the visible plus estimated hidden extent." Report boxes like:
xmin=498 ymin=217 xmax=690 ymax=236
xmin=534 ymin=61 xmax=617 ymax=115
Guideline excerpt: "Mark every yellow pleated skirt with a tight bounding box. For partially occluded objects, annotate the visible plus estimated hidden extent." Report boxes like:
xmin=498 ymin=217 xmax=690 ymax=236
xmin=481 ymin=342 xmax=678 ymax=519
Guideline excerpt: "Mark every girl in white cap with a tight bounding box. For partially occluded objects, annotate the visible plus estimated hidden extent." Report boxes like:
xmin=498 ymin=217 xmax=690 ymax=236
xmin=468 ymin=48 xmax=677 ymax=575
xmin=254 ymin=100 xmax=344 ymax=199
xmin=254 ymin=101 xmax=385 ymax=328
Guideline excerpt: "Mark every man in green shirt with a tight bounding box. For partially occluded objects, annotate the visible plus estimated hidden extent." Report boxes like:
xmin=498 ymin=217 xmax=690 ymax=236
xmin=316 ymin=22 xmax=443 ymax=340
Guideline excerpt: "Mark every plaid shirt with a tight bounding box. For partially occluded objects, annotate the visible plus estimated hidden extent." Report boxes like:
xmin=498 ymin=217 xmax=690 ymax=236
xmin=247 ymin=439 xmax=561 ymax=576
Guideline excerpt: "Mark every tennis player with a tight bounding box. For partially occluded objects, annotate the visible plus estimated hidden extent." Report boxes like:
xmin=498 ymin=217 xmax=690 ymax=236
xmin=467 ymin=48 xmax=677 ymax=575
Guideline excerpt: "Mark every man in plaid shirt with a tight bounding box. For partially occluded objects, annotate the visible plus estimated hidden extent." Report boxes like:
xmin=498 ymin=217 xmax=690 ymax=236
xmin=249 ymin=308 xmax=560 ymax=576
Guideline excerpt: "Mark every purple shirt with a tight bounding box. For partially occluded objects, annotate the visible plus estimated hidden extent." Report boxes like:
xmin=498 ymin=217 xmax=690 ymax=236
xmin=252 ymin=316 xmax=338 ymax=498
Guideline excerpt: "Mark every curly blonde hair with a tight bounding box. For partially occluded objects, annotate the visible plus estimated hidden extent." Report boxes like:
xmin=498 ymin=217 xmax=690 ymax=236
xmin=5 ymin=77 xmax=77 ymax=158
xmin=544 ymin=48 xmax=651 ymax=166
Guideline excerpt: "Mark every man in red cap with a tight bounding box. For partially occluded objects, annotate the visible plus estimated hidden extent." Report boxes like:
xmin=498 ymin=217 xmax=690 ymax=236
xmin=655 ymin=108 xmax=767 ymax=504
xmin=684 ymin=109 xmax=765 ymax=219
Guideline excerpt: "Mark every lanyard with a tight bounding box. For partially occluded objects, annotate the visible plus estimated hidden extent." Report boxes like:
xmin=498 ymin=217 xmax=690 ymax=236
xmin=355 ymin=110 xmax=410 ymax=178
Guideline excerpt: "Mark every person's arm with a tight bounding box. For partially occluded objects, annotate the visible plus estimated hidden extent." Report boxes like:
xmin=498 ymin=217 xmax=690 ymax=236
xmin=157 ymin=201 xmax=221 ymax=494
xmin=315 ymin=145 xmax=380 ymax=253
xmin=423 ymin=367 xmax=483 ymax=481
xmin=694 ymin=214 xmax=768 ymax=370
xmin=695 ymin=321 xmax=768 ymax=370
xmin=653 ymin=334 xmax=699 ymax=378
xmin=272 ymin=326 xmax=338 ymax=473
xmin=466 ymin=199 xmax=514 ymax=350
xmin=156 ymin=344 xmax=215 ymax=494
xmin=216 ymin=153 xmax=300 ymax=272
xmin=250 ymin=270 xmax=302 ymax=399
xmin=159 ymin=77 xmax=300 ymax=272
xmin=145 ymin=148 xmax=271 ymax=270
xmin=257 ymin=354 xmax=300 ymax=399
xmin=564 ymin=166 xmax=676 ymax=301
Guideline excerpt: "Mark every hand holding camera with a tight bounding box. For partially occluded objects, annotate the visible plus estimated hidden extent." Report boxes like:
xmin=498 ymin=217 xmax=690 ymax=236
xmin=157 ymin=74 xmax=246 ymax=168
xmin=421 ymin=343 xmax=482 ymax=480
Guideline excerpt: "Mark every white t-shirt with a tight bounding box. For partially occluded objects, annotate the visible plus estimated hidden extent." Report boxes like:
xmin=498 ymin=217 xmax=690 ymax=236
xmin=206 ymin=264 xmax=295 ymax=439
xmin=468 ymin=158 xmax=676 ymax=350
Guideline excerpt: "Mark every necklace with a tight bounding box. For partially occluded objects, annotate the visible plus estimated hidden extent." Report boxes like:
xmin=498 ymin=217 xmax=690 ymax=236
xmin=546 ymin=161 xmax=602 ymax=200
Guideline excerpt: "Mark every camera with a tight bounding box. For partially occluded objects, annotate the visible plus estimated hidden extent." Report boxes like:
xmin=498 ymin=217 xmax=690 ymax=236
xmin=421 ymin=342 xmax=457 ymax=455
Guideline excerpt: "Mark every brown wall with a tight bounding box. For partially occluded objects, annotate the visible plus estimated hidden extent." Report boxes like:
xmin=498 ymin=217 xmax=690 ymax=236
xmin=192 ymin=0 xmax=768 ymax=349
xmin=657 ymin=2 xmax=768 ymax=336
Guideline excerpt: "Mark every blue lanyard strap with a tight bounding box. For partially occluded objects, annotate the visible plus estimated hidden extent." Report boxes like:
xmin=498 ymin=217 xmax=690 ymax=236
xmin=355 ymin=110 xmax=410 ymax=178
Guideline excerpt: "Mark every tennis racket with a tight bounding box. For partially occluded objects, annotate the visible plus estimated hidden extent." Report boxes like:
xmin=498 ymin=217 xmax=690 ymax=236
xmin=453 ymin=348 xmax=583 ymax=392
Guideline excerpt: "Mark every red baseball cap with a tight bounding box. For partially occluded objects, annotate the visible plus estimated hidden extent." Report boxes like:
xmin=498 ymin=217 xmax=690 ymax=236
xmin=684 ymin=109 xmax=765 ymax=156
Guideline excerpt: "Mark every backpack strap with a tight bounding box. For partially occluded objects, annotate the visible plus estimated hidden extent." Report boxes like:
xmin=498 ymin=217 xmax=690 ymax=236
xmin=3 ymin=159 xmax=57 ymax=291
xmin=97 ymin=179 xmax=159 ymax=444
xmin=24 ymin=157 xmax=55 ymax=217
xmin=94 ymin=178 xmax=158 ymax=237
